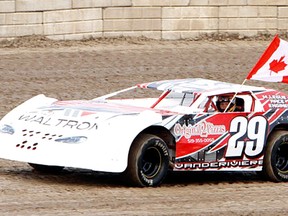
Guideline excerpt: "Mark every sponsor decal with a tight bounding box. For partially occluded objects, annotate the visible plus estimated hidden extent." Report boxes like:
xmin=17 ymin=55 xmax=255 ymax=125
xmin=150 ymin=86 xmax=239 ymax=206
xmin=18 ymin=114 xmax=98 ymax=130
xmin=174 ymin=121 xmax=226 ymax=138
xmin=175 ymin=159 xmax=263 ymax=170
xmin=187 ymin=137 xmax=215 ymax=144
xmin=262 ymin=94 xmax=288 ymax=108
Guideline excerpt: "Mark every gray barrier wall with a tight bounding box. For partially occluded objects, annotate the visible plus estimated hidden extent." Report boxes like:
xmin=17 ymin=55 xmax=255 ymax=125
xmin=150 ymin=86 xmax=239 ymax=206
xmin=0 ymin=0 xmax=287 ymax=40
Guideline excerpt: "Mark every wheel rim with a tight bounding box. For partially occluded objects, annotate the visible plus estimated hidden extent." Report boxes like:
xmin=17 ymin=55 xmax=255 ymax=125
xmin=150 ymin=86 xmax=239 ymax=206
xmin=141 ymin=147 xmax=162 ymax=178
xmin=275 ymin=143 xmax=288 ymax=173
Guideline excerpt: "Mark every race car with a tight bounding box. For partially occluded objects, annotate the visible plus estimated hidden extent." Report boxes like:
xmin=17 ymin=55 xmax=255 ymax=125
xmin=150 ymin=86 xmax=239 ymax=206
xmin=0 ymin=78 xmax=288 ymax=187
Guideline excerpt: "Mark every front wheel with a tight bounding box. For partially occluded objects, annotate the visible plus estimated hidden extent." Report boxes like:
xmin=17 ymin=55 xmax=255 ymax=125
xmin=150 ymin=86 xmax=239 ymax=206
xmin=263 ymin=130 xmax=288 ymax=182
xmin=124 ymin=134 xmax=170 ymax=187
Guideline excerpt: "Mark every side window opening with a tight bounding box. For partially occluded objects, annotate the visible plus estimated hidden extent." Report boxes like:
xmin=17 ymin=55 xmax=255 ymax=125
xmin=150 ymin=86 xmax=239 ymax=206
xmin=200 ymin=94 xmax=254 ymax=113
xmin=235 ymin=97 xmax=245 ymax=112
xmin=195 ymin=93 xmax=264 ymax=113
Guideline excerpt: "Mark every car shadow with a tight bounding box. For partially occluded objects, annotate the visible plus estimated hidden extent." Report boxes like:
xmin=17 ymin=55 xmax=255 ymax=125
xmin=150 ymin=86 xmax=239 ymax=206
xmin=164 ymin=170 xmax=266 ymax=186
xmin=0 ymin=164 xmax=267 ymax=187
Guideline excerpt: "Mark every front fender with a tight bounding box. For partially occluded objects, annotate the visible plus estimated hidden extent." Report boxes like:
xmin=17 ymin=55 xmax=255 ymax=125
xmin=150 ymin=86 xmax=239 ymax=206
xmin=97 ymin=110 xmax=163 ymax=172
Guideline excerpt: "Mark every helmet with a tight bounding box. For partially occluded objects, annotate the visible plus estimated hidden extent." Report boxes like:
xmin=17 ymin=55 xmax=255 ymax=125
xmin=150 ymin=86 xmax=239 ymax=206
xmin=216 ymin=95 xmax=236 ymax=112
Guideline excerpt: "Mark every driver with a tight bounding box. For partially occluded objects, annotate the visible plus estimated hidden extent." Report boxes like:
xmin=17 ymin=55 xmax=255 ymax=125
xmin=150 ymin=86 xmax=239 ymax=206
xmin=216 ymin=95 xmax=236 ymax=112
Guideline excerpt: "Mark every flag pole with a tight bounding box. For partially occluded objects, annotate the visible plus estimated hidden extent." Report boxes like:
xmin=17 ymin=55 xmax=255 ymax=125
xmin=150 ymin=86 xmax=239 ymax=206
xmin=223 ymin=78 xmax=247 ymax=112
xmin=240 ymin=78 xmax=248 ymax=86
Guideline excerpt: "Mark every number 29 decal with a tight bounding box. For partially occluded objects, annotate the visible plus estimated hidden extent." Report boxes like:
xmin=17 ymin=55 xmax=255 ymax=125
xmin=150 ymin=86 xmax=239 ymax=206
xmin=225 ymin=116 xmax=268 ymax=159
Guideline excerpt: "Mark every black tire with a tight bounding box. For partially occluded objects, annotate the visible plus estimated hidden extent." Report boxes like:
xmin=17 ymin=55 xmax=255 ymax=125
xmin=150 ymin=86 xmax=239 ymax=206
xmin=263 ymin=130 xmax=288 ymax=182
xmin=28 ymin=163 xmax=64 ymax=174
xmin=125 ymin=134 xmax=170 ymax=187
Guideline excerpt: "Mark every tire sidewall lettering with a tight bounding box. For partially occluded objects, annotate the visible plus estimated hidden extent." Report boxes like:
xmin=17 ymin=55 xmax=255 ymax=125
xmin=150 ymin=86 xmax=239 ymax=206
xmin=138 ymin=137 xmax=169 ymax=186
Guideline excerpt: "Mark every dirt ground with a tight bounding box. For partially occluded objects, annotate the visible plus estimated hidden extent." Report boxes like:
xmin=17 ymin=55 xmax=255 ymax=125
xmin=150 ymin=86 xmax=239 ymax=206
xmin=0 ymin=37 xmax=288 ymax=215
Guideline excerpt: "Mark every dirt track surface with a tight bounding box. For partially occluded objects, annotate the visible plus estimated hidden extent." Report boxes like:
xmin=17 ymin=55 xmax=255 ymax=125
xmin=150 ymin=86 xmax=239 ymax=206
xmin=1 ymin=39 xmax=288 ymax=215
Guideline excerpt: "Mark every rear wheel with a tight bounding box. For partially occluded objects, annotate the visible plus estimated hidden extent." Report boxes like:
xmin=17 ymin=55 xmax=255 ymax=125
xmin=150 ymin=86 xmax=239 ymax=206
xmin=125 ymin=134 xmax=169 ymax=187
xmin=263 ymin=130 xmax=288 ymax=181
xmin=28 ymin=163 xmax=64 ymax=173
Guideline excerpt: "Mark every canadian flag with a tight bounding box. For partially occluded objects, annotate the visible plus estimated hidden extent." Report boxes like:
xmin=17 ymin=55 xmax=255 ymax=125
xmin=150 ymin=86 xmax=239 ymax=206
xmin=246 ymin=35 xmax=288 ymax=83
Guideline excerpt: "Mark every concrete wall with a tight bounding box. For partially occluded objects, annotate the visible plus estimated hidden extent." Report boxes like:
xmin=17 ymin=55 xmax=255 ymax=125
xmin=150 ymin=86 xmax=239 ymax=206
xmin=0 ymin=0 xmax=288 ymax=40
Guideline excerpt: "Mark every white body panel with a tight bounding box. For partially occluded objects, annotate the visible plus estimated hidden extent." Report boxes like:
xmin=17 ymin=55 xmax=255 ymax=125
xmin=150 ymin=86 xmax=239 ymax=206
xmin=0 ymin=95 xmax=163 ymax=173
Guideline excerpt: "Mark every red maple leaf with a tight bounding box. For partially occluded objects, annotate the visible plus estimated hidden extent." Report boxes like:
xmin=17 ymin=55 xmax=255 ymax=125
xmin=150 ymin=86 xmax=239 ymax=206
xmin=269 ymin=56 xmax=287 ymax=73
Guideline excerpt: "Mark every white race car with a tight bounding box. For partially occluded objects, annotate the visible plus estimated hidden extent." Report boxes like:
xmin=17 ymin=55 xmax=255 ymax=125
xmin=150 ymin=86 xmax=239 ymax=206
xmin=0 ymin=78 xmax=288 ymax=187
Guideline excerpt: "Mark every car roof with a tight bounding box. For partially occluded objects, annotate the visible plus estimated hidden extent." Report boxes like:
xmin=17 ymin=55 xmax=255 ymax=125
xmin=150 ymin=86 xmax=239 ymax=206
xmin=137 ymin=78 xmax=266 ymax=95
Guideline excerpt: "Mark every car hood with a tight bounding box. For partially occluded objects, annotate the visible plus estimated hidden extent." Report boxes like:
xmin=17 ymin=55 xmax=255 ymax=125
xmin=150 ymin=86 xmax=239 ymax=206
xmin=39 ymin=99 xmax=171 ymax=119
xmin=51 ymin=99 xmax=153 ymax=115
xmin=3 ymin=98 xmax=174 ymax=132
